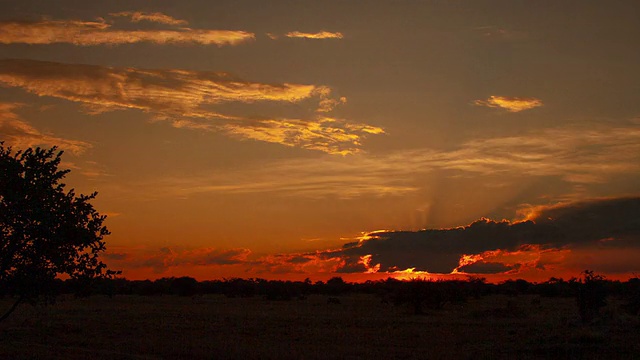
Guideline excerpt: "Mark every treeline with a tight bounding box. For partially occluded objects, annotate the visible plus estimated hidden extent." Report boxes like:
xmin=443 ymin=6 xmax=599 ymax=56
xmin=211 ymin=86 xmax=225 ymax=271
xmin=2 ymin=274 xmax=638 ymax=300
xmin=2 ymin=273 xmax=639 ymax=321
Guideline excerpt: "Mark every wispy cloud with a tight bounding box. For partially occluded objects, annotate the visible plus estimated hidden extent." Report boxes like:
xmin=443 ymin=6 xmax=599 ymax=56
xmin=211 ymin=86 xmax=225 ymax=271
xmin=221 ymin=116 xmax=381 ymax=155
xmin=0 ymin=59 xmax=303 ymax=116
xmin=315 ymin=86 xmax=347 ymax=112
xmin=0 ymin=102 xmax=91 ymax=155
xmin=0 ymin=18 xmax=254 ymax=46
xmin=250 ymin=253 xmax=346 ymax=275
xmin=285 ymin=31 xmax=344 ymax=39
xmin=143 ymin=121 xmax=640 ymax=199
xmin=109 ymin=11 xmax=188 ymax=26
xmin=474 ymin=95 xmax=543 ymax=112
xmin=0 ymin=59 xmax=382 ymax=154
xmin=107 ymin=246 xmax=252 ymax=274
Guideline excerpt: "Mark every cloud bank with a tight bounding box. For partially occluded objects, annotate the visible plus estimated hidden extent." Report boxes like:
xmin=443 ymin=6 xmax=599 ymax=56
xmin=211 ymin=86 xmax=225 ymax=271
xmin=327 ymin=197 xmax=640 ymax=275
xmin=252 ymin=196 xmax=640 ymax=277
xmin=106 ymin=198 xmax=640 ymax=279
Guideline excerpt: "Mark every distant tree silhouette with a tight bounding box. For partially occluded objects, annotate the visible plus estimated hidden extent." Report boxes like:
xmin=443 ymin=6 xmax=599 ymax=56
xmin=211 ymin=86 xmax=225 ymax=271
xmin=0 ymin=144 xmax=117 ymax=322
xmin=326 ymin=276 xmax=349 ymax=295
xmin=576 ymin=270 xmax=608 ymax=323
xmin=621 ymin=277 xmax=640 ymax=316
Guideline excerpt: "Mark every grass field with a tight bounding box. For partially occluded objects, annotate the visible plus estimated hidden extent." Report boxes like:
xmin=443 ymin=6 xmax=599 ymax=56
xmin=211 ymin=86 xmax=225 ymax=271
xmin=1 ymin=294 xmax=639 ymax=359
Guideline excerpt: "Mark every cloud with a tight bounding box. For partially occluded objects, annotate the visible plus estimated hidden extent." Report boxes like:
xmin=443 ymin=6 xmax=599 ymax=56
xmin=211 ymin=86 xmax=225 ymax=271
xmin=251 ymin=253 xmax=345 ymax=275
xmin=104 ymin=252 xmax=129 ymax=261
xmin=220 ymin=116 xmax=381 ymax=155
xmin=102 ymin=198 xmax=640 ymax=279
xmin=115 ymin=246 xmax=252 ymax=273
xmin=456 ymin=261 xmax=514 ymax=274
xmin=474 ymin=95 xmax=543 ymax=112
xmin=0 ymin=19 xmax=254 ymax=46
xmin=147 ymin=153 xmax=417 ymax=200
xmin=321 ymin=197 xmax=640 ymax=275
xmin=109 ymin=11 xmax=188 ymax=26
xmin=285 ymin=31 xmax=344 ymax=39
xmin=315 ymin=86 xmax=347 ymax=113
xmin=0 ymin=102 xmax=91 ymax=155
xmin=520 ymin=197 xmax=640 ymax=248
xmin=0 ymin=59 xmax=381 ymax=154
xmin=142 ymin=121 xmax=640 ymax=199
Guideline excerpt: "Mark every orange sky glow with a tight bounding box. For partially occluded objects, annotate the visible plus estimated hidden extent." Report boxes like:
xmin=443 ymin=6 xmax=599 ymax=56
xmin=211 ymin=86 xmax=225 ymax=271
xmin=1 ymin=1 xmax=640 ymax=283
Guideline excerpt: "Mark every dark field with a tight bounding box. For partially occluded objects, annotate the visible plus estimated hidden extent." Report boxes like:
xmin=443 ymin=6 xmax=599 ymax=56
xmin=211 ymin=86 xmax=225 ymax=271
xmin=1 ymin=294 xmax=639 ymax=359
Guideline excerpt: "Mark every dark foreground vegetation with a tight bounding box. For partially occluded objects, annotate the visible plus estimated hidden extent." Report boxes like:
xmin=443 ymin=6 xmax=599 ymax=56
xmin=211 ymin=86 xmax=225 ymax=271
xmin=1 ymin=272 xmax=640 ymax=359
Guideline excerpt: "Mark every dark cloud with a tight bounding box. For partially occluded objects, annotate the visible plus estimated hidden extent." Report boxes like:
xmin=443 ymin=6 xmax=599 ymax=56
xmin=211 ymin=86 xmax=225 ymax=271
xmin=530 ymin=197 xmax=640 ymax=248
xmin=457 ymin=261 xmax=514 ymax=274
xmin=104 ymin=252 xmax=129 ymax=261
xmin=330 ymin=197 xmax=640 ymax=274
xmin=136 ymin=247 xmax=251 ymax=272
xmin=286 ymin=256 xmax=313 ymax=264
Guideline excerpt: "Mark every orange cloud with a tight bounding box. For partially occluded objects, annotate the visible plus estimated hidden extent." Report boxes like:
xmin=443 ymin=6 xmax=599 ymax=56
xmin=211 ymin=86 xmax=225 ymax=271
xmin=454 ymin=245 xmax=571 ymax=275
xmin=0 ymin=59 xmax=309 ymax=115
xmin=314 ymin=86 xmax=347 ymax=113
xmin=221 ymin=116 xmax=382 ymax=155
xmin=137 ymin=121 xmax=639 ymax=200
xmin=109 ymin=11 xmax=188 ymax=26
xmin=358 ymin=255 xmax=381 ymax=273
xmin=0 ymin=59 xmax=382 ymax=154
xmin=0 ymin=102 xmax=91 ymax=155
xmin=0 ymin=19 xmax=254 ymax=46
xmin=474 ymin=95 xmax=543 ymax=112
xmin=285 ymin=31 xmax=344 ymax=39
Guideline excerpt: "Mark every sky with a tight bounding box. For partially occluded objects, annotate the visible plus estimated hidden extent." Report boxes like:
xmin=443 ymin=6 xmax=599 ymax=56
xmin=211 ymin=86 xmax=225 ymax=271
xmin=1 ymin=0 xmax=639 ymax=283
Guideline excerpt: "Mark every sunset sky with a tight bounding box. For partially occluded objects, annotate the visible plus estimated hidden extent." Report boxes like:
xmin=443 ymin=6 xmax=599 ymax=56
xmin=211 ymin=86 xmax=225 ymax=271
xmin=1 ymin=1 xmax=639 ymax=283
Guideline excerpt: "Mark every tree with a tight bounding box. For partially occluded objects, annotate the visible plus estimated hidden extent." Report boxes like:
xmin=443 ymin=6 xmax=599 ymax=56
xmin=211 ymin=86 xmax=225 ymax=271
xmin=0 ymin=143 xmax=117 ymax=322
xmin=576 ymin=270 xmax=608 ymax=323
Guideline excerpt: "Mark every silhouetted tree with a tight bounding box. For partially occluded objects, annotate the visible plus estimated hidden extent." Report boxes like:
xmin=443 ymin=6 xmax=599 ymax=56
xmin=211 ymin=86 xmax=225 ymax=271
xmin=326 ymin=276 xmax=349 ymax=295
xmin=576 ymin=270 xmax=608 ymax=323
xmin=0 ymin=144 xmax=117 ymax=322
xmin=224 ymin=278 xmax=256 ymax=298
xmin=621 ymin=277 xmax=640 ymax=316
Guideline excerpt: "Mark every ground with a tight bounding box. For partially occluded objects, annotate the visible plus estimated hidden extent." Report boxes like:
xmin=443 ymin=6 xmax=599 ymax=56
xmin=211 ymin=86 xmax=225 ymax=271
xmin=1 ymin=294 xmax=639 ymax=359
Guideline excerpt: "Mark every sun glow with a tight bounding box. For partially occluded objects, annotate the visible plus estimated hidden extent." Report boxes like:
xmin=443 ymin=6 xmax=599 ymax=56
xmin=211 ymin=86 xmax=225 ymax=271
xmin=358 ymin=254 xmax=381 ymax=273
xmin=390 ymin=268 xmax=434 ymax=281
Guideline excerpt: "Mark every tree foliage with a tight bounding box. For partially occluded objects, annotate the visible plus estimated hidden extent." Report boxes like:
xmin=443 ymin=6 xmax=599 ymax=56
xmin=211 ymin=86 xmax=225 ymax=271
xmin=0 ymin=143 xmax=116 ymax=322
